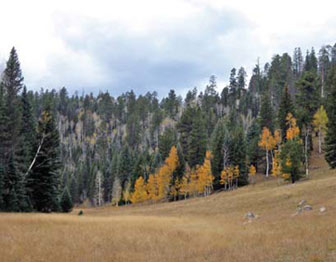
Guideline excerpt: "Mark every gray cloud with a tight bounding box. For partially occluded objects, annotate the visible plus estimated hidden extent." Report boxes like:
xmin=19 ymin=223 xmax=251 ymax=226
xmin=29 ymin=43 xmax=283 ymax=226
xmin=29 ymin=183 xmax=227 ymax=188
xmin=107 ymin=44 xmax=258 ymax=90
xmin=46 ymin=7 xmax=252 ymax=96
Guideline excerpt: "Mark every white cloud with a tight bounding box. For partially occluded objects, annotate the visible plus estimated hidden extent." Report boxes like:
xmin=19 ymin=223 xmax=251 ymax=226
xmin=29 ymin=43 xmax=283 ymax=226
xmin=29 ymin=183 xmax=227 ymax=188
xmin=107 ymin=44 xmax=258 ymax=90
xmin=0 ymin=0 xmax=335 ymax=95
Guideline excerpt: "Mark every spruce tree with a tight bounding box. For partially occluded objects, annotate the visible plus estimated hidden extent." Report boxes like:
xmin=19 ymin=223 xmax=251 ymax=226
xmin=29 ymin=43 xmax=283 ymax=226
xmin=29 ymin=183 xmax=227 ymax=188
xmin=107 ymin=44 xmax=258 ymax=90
xmin=0 ymin=163 xmax=4 ymax=210
xmin=18 ymin=86 xmax=37 ymax=178
xmin=187 ymin=108 xmax=207 ymax=168
xmin=296 ymin=71 xmax=320 ymax=175
xmin=158 ymin=127 xmax=177 ymax=160
xmin=259 ymin=91 xmax=274 ymax=131
xmin=210 ymin=118 xmax=231 ymax=187
xmin=246 ymin=120 xmax=262 ymax=171
xmin=60 ymin=187 xmax=73 ymax=212
xmin=70 ymin=175 xmax=79 ymax=204
xmin=230 ymin=127 xmax=248 ymax=185
xmin=1 ymin=47 xmax=24 ymax=155
xmin=28 ymin=104 xmax=61 ymax=212
xmin=325 ymin=66 xmax=336 ymax=168
xmin=4 ymin=152 xmax=30 ymax=211
xmin=0 ymin=47 xmax=30 ymax=211
xmin=278 ymin=86 xmax=295 ymax=141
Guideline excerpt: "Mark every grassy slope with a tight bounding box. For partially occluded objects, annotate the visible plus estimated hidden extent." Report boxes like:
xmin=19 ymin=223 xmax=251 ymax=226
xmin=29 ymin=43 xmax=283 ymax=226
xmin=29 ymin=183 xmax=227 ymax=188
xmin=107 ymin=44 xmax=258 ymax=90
xmin=1 ymin=143 xmax=336 ymax=262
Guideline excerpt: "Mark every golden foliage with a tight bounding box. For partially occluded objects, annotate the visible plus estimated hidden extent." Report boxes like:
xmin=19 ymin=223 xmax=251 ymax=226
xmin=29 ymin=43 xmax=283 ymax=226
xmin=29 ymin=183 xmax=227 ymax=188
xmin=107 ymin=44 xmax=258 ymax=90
xmin=313 ymin=106 xmax=328 ymax=133
xmin=286 ymin=113 xmax=300 ymax=140
xmin=130 ymin=176 xmax=148 ymax=204
xmin=258 ymin=127 xmax=275 ymax=150
xmin=272 ymin=150 xmax=282 ymax=178
xmin=249 ymin=165 xmax=256 ymax=176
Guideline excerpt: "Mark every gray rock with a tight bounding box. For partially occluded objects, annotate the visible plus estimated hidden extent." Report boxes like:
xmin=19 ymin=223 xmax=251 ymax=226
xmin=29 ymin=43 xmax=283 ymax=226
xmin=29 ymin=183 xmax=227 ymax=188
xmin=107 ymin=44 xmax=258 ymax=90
xmin=245 ymin=212 xmax=255 ymax=219
xmin=303 ymin=205 xmax=313 ymax=211
xmin=320 ymin=206 xmax=326 ymax=213
xmin=298 ymin=200 xmax=306 ymax=207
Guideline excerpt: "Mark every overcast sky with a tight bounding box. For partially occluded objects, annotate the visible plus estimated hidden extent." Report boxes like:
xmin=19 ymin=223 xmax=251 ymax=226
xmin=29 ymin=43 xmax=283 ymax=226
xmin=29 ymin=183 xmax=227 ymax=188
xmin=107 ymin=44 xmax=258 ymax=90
xmin=1 ymin=0 xmax=335 ymax=97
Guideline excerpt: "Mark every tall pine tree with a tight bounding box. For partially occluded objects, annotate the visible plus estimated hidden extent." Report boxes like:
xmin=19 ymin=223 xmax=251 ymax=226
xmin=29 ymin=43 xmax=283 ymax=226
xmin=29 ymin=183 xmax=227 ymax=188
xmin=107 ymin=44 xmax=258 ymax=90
xmin=28 ymin=103 xmax=61 ymax=212
xmin=325 ymin=66 xmax=336 ymax=168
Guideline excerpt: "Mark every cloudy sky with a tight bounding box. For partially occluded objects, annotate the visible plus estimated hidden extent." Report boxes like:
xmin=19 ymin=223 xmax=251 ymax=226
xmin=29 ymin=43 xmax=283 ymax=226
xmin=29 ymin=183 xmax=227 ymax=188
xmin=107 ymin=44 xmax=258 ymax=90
xmin=1 ymin=0 xmax=335 ymax=97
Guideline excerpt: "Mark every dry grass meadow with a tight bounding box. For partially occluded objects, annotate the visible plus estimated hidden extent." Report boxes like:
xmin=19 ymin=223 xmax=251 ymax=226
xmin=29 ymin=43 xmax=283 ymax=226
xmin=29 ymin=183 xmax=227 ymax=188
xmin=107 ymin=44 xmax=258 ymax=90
xmin=1 ymin=145 xmax=336 ymax=262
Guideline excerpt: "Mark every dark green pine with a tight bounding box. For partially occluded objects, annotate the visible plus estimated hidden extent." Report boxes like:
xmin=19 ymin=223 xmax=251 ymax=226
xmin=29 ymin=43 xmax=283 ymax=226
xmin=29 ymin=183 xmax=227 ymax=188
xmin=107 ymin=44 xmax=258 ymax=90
xmin=60 ymin=186 xmax=73 ymax=213
xmin=325 ymin=66 xmax=336 ymax=168
xmin=28 ymin=104 xmax=61 ymax=212
xmin=278 ymin=86 xmax=295 ymax=141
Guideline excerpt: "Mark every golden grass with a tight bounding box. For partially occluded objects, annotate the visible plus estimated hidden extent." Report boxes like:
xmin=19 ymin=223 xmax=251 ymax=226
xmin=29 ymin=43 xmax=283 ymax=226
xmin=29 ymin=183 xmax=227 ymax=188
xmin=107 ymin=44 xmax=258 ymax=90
xmin=1 ymin=146 xmax=336 ymax=261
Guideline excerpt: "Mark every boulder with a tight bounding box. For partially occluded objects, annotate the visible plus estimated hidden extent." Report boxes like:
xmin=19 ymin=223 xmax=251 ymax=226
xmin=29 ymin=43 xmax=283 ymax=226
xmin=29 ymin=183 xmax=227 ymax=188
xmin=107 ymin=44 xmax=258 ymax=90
xmin=320 ymin=206 xmax=326 ymax=213
xmin=303 ymin=205 xmax=313 ymax=211
xmin=245 ymin=212 xmax=255 ymax=219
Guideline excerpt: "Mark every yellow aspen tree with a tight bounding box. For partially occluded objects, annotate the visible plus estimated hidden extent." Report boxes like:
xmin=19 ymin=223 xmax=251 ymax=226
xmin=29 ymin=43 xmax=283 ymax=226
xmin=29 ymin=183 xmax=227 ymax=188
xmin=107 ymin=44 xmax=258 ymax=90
xmin=170 ymin=178 xmax=180 ymax=201
xmin=189 ymin=167 xmax=199 ymax=197
xmin=130 ymin=176 xmax=148 ymax=204
xmin=122 ymin=181 xmax=131 ymax=205
xmin=274 ymin=129 xmax=282 ymax=146
xmin=204 ymin=151 xmax=214 ymax=196
xmin=286 ymin=113 xmax=300 ymax=140
xmin=179 ymin=173 xmax=189 ymax=200
xmin=227 ymin=166 xmax=234 ymax=190
xmin=196 ymin=151 xmax=214 ymax=197
xmin=157 ymin=145 xmax=179 ymax=200
xmin=249 ymin=165 xmax=256 ymax=184
xmin=146 ymin=174 xmax=158 ymax=202
xmin=220 ymin=169 xmax=228 ymax=190
xmin=313 ymin=106 xmax=329 ymax=154
xmin=272 ymin=150 xmax=282 ymax=185
xmin=258 ymin=127 xmax=275 ymax=177
xmin=197 ymin=165 xmax=206 ymax=196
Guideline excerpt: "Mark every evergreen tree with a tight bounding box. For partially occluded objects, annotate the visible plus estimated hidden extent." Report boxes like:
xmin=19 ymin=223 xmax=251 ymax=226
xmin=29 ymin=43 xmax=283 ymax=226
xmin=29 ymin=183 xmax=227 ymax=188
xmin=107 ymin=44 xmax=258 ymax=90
xmin=19 ymin=86 xmax=37 ymax=174
xmin=158 ymin=127 xmax=177 ymax=160
xmin=259 ymin=91 xmax=274 ymax=131
xmin=230 ymin=127 xmax=248 ymax=185
xmin=0 ymin=163 xmax=4 ymax=209
xmin=278 ymin=86 xmax=295 ymax=140
xmin=70 ymin=175 xmax=79 ymax=204
xmin=28 ymin=105 xmax=61 ymax=212
xmin=187 ymin=108 xmax=207 ymax=167
xmin=118 ymin=146 xmax=132 ymax=186
xmin=325 ymin=66 xmax=336 ymax=168
xmin=210 ymin=118 xmax=231 ymax=187
xmin=296 ymin=71 xmax=320 ymax=176
xmin=246 ymin=120 xmax=262 ymax=170
xmin=60 ymin=186 xmax=73 ymax=212
xmin=1 ymin=47 xmax=24 ymax=157
xmin=177 ymin=105 xmax=195 ymax=158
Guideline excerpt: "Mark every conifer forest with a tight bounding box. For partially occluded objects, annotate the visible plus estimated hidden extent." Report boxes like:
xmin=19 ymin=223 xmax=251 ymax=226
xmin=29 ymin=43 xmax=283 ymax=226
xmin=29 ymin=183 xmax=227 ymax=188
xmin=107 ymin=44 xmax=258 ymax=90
xmin=1 ymin=43 xmax=336 ymax=213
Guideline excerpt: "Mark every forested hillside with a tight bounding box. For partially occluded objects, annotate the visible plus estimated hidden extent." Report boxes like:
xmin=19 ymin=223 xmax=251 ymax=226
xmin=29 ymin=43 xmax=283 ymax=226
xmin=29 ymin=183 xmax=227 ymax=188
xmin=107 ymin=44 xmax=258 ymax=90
xmin=1 ymin=43 xmax=336 ymax=211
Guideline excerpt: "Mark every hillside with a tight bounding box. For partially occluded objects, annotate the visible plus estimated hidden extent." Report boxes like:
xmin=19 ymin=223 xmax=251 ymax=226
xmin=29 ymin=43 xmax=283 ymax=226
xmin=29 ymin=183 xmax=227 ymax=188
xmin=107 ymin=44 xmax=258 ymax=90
xmin=1 ymin=144 xmax=335 ymax=262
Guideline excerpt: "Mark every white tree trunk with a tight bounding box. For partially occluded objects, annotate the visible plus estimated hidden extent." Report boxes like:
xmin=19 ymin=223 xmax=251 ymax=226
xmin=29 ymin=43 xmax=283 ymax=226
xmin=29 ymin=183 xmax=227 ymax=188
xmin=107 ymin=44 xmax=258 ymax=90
xmin=24 ymin=134 xmax=46 ymax=177
xmin=305 ymin=129 xmax=309 ymax=177
xmin=266 ymin=150 xmax=269 ymax=177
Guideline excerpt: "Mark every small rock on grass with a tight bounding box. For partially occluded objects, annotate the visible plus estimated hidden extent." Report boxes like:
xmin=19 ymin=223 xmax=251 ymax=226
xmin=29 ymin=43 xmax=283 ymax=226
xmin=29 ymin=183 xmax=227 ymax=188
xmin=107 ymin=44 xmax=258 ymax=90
xmin=303 ymin=205 xmax=313 ymax=211
xmin=245 ymin=212 xmax=255 ymax=219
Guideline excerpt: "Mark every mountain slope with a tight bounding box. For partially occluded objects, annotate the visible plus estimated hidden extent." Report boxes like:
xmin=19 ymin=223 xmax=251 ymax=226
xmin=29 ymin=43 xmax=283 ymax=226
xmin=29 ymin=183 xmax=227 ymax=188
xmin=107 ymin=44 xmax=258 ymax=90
xmin=1 ymin=143 xmax=335 ymax=262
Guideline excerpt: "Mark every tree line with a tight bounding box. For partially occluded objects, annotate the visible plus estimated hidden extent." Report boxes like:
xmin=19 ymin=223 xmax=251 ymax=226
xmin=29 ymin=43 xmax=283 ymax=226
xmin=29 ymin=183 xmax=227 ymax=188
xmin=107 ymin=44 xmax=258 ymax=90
xmin=0 ymin=43 xmax=336 ymax=211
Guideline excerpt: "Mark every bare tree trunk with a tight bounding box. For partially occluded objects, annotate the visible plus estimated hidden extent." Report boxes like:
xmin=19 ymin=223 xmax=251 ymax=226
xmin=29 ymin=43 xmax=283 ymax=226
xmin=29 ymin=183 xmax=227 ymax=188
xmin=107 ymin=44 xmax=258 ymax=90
xmin=321 ymin=66 xmax=325 ymax=98
xmin=24 ymin=134 xmax=46 ymax=177
xmin=266 ymin=150 xmax=269 ymax=177
xmin=305 ymin=129 xmax=309 ymax=178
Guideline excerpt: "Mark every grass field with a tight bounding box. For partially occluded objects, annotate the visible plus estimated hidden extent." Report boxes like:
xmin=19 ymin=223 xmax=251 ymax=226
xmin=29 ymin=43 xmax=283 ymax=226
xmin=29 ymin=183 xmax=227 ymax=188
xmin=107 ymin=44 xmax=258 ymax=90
xmin=1 ymin=146 xmax=336 ymax=262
